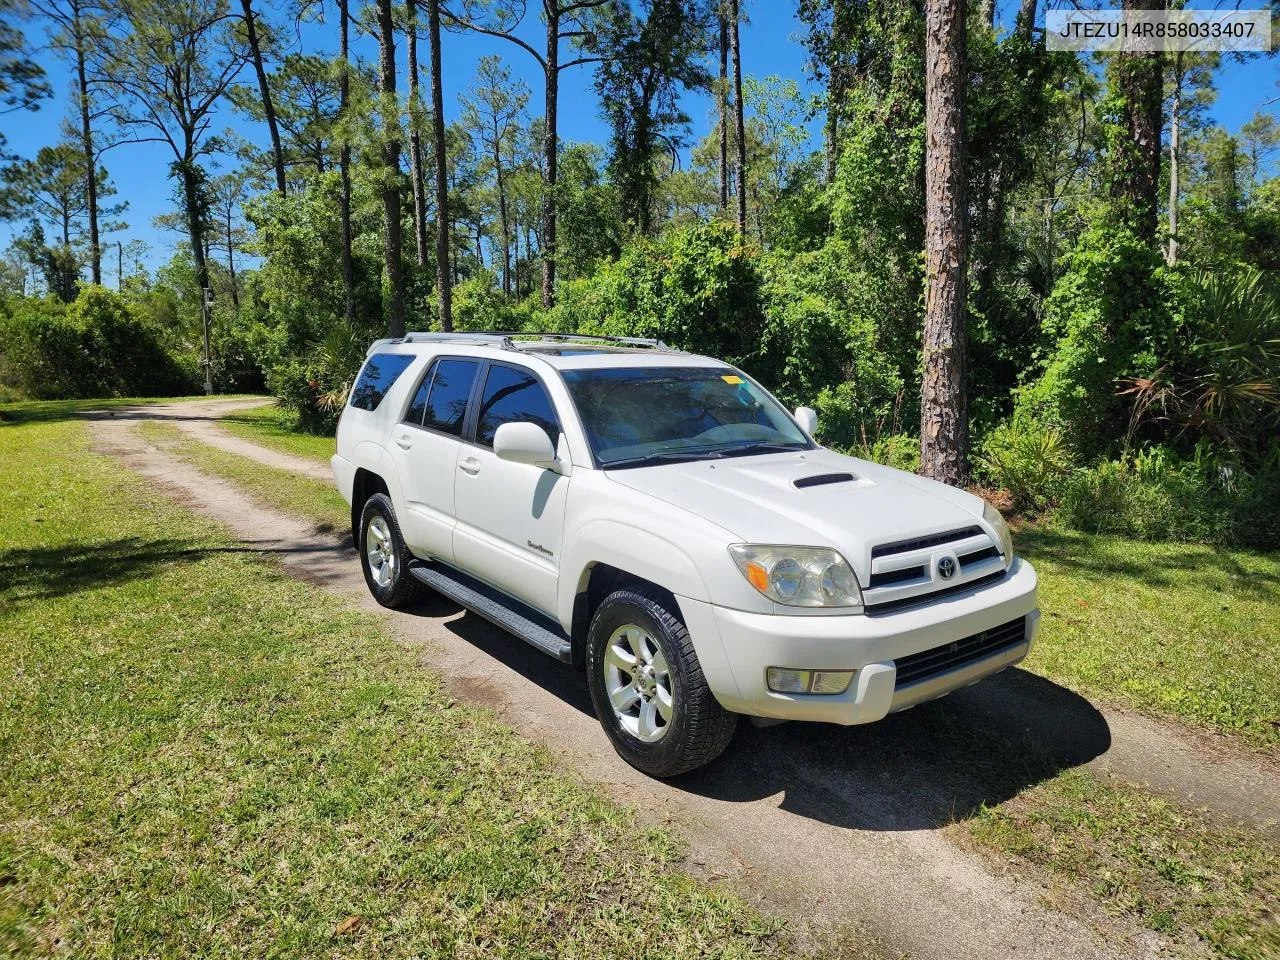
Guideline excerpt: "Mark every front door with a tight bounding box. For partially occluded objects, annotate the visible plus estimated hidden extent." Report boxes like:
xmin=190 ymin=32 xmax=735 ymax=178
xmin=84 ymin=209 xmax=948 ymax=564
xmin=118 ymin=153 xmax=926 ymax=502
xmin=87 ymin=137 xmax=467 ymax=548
xmin=452 ymin=362 xmax=568 ymax=616
xmin=388 ymin=356 xmax=482 ymax=562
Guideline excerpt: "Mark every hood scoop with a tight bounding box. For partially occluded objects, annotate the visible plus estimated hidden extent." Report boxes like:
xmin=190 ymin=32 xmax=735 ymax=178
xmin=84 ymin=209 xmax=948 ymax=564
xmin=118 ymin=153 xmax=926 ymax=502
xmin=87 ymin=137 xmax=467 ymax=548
xmin=793 ymin=472 xmax=855 ymax=489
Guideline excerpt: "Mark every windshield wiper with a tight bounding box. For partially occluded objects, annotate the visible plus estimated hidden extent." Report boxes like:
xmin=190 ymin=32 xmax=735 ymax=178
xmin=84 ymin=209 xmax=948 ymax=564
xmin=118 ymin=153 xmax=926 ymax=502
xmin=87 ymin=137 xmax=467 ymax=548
xmin=714 ymin=441 xmax=808 ymax=457
xmin=600 ymin=449 xmax=728 ymax=469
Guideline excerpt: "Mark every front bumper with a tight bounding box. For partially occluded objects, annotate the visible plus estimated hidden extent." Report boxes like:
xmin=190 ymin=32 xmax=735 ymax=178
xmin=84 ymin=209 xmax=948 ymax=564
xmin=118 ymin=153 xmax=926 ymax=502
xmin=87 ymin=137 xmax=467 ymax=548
xmin=678 ymin=557 xmax=1040 ymax=724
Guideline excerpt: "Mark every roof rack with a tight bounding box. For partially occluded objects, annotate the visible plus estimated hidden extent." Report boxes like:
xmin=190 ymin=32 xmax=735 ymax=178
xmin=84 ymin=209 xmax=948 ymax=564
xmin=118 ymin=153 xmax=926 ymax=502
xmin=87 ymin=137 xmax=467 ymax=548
xmin=367 ymin=330 xmax=673 ymax=355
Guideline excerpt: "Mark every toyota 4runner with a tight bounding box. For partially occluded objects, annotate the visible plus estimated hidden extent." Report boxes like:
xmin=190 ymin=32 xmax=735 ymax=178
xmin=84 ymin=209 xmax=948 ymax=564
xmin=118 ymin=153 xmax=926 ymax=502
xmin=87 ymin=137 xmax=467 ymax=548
xmin=332 ymin=332 xmax=1040 ymax=777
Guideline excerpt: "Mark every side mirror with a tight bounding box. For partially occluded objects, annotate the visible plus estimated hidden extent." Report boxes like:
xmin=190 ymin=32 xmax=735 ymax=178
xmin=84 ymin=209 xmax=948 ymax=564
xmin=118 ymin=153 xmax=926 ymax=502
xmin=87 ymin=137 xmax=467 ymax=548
xmin=794 ymin=406 xmax=818 ymax=437
xmin=493 ymin=421 xmax=559 ymax=470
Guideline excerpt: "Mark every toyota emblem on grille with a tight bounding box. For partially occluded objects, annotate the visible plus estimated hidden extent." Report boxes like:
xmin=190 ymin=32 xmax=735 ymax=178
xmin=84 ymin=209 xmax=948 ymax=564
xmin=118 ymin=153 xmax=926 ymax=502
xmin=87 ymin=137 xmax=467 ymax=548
xmin=937 ymin=556 xmax=957 ymax=580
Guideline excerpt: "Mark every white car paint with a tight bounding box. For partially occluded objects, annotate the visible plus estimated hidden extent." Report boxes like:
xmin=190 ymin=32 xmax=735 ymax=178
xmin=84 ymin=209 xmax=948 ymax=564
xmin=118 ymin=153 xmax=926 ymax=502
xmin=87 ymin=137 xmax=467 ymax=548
xmin=333 ymin=335 xmax=1040 ymax=725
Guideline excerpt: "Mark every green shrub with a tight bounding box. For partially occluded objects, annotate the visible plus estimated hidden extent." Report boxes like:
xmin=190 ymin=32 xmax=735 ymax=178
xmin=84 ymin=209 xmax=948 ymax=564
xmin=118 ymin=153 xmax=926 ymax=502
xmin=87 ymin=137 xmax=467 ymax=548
xmin=1016 ymin=225 xmax=1175 ymax=457
xmin=453 ymin=273 xmax=538 ymax=332
xmin=851 ymin=433 xmax=921 ymax=474
xmin=976 ymin=416 xmax=1073 ymax=512
xmin=1059 ymin=445 xmax=1280 ymax=549
xmin=268 ymin=325 xmax=372 ymax=434
xmin=538 ymin=221 xmax=768 ymax=368
xmin=0 ymin=288 xmax=196 ymax=399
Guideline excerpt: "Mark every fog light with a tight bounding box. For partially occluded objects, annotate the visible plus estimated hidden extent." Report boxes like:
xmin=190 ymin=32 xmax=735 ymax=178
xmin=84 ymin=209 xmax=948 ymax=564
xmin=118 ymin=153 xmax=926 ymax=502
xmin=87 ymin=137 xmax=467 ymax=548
xmin=766 ymin=668 xmax=810 ymax=693
xmin=766 ymin=668 xmax=853 ymax=695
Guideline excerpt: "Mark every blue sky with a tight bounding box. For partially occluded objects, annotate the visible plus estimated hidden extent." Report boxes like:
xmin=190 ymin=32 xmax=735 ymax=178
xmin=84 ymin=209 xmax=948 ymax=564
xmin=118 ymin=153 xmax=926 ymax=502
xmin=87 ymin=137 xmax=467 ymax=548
xmin=2 ymin=0 xmax=1276 ymax=279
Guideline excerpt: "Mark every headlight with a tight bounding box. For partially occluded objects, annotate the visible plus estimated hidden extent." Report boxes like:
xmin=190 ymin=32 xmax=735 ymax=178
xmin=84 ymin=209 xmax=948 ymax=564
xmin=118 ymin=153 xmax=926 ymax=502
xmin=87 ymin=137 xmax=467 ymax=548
xmin=983 ymin=502 xmax=1013 ymax=565
xmin=728 ymin=545 xmax=863 ymax=607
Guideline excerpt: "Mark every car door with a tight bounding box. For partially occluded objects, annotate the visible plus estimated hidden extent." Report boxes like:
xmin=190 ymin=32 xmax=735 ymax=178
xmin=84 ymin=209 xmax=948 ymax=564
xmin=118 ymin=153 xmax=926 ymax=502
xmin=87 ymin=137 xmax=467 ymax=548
xmin=452 ymin=360 xmax=568 ymax=616
xmin=387 ymin=356 xmax=482 ymax=562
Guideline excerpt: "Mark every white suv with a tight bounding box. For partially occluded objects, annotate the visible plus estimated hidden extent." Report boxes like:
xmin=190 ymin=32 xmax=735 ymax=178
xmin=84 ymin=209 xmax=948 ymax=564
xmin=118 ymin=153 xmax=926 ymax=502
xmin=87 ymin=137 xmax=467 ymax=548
xmin=333 ymin=332 xmax=1040 ymax=777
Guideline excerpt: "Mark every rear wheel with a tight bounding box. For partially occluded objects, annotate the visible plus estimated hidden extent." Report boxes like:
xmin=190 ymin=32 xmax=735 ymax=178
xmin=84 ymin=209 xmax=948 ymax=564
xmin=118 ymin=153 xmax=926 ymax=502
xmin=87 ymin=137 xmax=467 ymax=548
xmin=358 ymin=493 xmax=424 ymax=609
xmin=586 ymin=586 xmax=737 ymax=777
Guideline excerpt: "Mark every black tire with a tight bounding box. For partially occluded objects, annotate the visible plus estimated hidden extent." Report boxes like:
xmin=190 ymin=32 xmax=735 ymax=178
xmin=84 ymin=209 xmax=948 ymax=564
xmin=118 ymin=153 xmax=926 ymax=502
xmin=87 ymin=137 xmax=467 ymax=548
xmin=586 ymin=585 xmax=737 ymax=777
xmin=358 ymin=493 xmax=424 ymax=609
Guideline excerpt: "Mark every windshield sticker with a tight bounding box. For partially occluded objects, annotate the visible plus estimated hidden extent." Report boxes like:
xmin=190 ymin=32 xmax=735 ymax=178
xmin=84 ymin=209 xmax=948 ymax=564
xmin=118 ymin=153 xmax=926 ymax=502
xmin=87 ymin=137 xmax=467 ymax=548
xmin=721 ymin=375 xmax=744 ymax=384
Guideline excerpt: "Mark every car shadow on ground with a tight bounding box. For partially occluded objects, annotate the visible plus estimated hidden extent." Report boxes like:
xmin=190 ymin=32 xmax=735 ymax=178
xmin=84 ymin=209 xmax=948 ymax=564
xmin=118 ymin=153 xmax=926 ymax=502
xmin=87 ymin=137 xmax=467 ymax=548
xmin=0 ymin=538 xmax=340 ymax=608
xmin=425 ymin=603 xmax=1110 ymax=832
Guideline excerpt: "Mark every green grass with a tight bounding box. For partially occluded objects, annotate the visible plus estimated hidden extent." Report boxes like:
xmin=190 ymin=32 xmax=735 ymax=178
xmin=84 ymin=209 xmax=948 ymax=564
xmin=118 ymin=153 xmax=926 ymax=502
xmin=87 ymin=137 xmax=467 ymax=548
xmin=0 ymin=418 xmax=793 ymax=958
xmin=966 ymin=768 xmax=1280 ymax=959
xmin=139 ymin=420 xmax=350 ymax=533
xmin=1017 ymin=526 xmax=1280 ymax=751
xmin=218 ymin=403 xmax=336 ymax=463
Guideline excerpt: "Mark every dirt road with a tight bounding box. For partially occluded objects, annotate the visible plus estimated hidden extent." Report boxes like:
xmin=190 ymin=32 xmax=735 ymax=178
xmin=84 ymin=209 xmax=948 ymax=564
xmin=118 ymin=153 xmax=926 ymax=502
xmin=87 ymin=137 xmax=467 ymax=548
xmin=86 ymin=399 xmax=1280 ymax=960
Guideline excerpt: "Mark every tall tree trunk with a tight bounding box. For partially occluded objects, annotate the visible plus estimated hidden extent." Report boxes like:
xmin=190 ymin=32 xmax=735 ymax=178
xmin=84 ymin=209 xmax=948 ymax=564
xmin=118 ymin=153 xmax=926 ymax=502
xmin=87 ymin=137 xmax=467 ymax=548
xmin=1166 ymin=50 xmax=1182 ymax=266
xmin=920 ymin=0 xmax=969 ymax=486
xmin=729 ymin=0 xmax=746 ymax=233
xmin=376 ymin=0 xmax=405 ymax=337
xmin=541 ymin=8 xmax=559 ymax=307
xmin=1111 ymin=0 xmax=1164 ymax=245
xmin=240 ymin=0 xmax=286 ymax=196
xmin=225 ymin=202 xmax=240 ymax=311
xmin=427 ymin=0 xmax=452 ymax=330
xmin=72 ymin=0 xmax=100 ymax=285
xmin=117 ymin=241 xmax=123 ymax=290
xmin=495 ymin=132 xmax=510 ymax=296
xmin=338 ymin=0 xmax=354 ymax=324
xmin=1015 ymin=0 xmax=1037 ymax=38
xmin=406 ymin=0 xmax=428 ymax=268
xmin=718 ymin=10 xmax=728 ymax=211
xmin=824 ymin=0 xmax=852 ymax=184
xmin=180 ymin=158 xmax=210 ymax=292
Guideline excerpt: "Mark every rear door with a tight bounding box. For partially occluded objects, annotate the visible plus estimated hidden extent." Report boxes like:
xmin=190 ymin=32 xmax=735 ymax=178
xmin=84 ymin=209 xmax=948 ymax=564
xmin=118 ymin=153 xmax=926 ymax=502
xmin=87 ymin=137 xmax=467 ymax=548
xmin=387 ymin=356 xmax=482 ymax=562
xmin=451 ymin=360 xmax=568 ymax=616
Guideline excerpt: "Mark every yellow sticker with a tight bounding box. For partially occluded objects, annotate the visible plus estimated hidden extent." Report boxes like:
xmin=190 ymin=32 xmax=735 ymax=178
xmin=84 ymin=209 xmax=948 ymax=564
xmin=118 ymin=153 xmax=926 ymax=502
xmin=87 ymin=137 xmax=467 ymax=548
xmin=721 ymin=374 xmax=744 ymax=384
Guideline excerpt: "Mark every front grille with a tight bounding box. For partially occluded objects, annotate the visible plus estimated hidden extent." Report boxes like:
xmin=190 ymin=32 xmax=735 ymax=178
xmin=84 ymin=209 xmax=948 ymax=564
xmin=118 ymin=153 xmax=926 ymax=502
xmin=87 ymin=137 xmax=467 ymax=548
xmin=893 ymin=616 xmax=1026 ymax=689
xmin=871 ymin=526 xmax=983 ymax=559
xmin=869 ymin=565 xmax=926 ymax=589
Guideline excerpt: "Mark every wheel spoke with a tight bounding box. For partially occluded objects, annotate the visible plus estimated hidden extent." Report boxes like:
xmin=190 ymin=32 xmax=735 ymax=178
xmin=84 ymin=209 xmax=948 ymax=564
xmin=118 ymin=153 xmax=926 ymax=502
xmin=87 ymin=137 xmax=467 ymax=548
xmin=609 ymin=682 xmax=640 ymax=713
xmin=636 ymin=699 xmax=660 ymax=740
xmin=605 ymin=643 xmax=637 ymax=673
xmin=634 ymin=630 xmax=655 ymax=665
xmin=650 ymin=647 xmax=669 ymax=679
xmin=654 ymin=683 xmax=673 ymax=722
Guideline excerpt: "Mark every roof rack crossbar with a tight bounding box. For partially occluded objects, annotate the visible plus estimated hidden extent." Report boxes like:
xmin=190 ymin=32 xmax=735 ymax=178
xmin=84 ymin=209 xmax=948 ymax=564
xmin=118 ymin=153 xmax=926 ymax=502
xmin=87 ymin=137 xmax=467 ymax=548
xmin=369 ymin=330 xmax=673 ymax=354
xmin=403 ymin=330 xmax=671 ymax=350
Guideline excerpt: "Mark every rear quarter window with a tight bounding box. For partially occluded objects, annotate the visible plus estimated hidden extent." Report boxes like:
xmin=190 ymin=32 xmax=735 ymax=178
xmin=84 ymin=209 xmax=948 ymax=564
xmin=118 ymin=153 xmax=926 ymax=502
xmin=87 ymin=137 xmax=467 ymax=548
xmin=349 ymin=353 xmax=416 ymax=411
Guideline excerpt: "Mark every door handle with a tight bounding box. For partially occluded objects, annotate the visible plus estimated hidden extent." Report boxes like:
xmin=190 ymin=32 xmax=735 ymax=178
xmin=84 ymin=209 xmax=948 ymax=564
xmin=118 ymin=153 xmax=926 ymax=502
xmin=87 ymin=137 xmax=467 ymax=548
xmin=395 ymin=435 xmax=413 ymax=450
xmin=458 ymin=458 xmax=480 ymax=475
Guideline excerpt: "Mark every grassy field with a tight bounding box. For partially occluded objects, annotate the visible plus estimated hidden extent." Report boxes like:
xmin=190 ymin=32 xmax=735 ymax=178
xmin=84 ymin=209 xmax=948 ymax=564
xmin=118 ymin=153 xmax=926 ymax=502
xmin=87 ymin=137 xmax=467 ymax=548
xmin=0 ymin=418 xmax=793 ymax=958
xmin=963 ymin=770 xmax=1280 ymax=958
xmin=1018 ymin=526 xmax=1280 ymax=751
xmin=218 ymin=403 xmax=336 ymax=463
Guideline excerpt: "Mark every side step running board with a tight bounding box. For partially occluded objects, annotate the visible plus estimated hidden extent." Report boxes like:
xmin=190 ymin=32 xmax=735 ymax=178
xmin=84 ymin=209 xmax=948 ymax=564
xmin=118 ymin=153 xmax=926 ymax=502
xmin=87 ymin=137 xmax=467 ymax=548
xmin=408 ymin=560 xmax=573 ymax=663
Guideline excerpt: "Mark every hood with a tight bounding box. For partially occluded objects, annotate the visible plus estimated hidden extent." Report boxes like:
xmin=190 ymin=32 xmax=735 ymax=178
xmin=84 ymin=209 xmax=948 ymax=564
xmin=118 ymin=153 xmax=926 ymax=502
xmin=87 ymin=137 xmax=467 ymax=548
xmin=604 ymin=447 xmax=987 ymax=580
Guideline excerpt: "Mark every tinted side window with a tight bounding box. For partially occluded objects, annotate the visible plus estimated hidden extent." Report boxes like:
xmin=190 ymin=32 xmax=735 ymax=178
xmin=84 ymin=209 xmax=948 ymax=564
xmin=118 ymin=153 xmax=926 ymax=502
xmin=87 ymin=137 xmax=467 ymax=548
xmin=424 ymin=359 xmax=479 ymax=437
xmin=405 ymin=367 xmax=434 ymax=425
xmin=349 ymin=353 xmax=415 ymax=411
xmin=475 ymin=365 xmax=560 ymax=449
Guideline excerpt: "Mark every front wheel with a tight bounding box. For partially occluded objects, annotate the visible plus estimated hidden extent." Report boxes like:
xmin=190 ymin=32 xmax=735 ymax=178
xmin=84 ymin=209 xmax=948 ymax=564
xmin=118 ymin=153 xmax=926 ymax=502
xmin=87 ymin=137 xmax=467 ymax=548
xmin=358 ymin=493 xmax=424 ymax=609
xmin=586 ymin=586 xmax=737 ymax=777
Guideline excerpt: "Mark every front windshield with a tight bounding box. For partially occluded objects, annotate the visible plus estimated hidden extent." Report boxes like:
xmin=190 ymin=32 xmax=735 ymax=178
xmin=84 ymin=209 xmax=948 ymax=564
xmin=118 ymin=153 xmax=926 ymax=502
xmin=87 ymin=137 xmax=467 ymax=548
xmin=560 ymin=366 xmax=812 ymax=467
